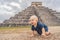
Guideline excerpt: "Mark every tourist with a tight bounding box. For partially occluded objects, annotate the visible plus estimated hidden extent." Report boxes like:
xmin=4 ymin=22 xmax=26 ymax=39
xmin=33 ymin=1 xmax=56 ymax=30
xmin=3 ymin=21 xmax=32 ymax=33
xmin=29 ymin=15 xmax=51 ymax=37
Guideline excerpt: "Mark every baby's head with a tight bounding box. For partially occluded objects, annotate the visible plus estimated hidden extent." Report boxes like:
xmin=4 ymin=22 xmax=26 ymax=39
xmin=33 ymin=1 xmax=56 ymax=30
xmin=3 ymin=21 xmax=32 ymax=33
xmin=29 ymin=15 xmax=38 ymax=25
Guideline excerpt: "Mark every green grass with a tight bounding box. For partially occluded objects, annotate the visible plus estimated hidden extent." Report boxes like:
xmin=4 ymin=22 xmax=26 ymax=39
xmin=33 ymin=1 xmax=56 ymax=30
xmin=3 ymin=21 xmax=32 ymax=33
xmin=0 ymin=26 xmax=31 ymax=30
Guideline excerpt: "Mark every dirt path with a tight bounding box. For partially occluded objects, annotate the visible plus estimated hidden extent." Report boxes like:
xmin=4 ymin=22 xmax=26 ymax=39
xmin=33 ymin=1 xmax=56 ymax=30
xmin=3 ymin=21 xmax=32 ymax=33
xmin=0 ymin=27 xmax=60 ymax=40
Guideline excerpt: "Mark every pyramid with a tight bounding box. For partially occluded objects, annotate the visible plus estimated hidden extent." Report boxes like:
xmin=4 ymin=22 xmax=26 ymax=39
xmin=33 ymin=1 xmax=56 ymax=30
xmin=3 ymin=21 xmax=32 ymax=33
xmin=2 ymin=2 xmax=60 ymax=26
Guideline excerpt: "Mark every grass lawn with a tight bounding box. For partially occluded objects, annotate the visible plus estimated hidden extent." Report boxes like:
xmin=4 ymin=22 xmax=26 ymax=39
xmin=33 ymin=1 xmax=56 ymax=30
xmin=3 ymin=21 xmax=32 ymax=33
xmin=0 ymin=26 xmax=31 ymax=34
xmin=0 ymin=26 xmax=60 ymax=30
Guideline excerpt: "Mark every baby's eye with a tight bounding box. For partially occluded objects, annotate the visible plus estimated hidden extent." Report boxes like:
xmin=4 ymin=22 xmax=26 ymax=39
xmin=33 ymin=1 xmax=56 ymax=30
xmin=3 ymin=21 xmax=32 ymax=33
xmin=31 ymin=19 xmax=34 ymax=21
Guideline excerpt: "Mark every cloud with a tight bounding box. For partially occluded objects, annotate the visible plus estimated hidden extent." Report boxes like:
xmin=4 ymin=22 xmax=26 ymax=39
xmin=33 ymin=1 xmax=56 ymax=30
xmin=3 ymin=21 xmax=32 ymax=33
xmin=10 ymin=2 xmax=21 ymax=8
xmin=0 ymin=1 xmax=21 ymax=23
xmin=19 ymin=0 xmax=22 ymax=3
xmin=0 ymin=10 xmax=15 ymax=23
xmin=0 ymin=4 xmax=13 ymax=10
xmin=54 ymin=7 xmax=60 ymax=12
xmin=0 ymin=10 xmax=15 ymax=16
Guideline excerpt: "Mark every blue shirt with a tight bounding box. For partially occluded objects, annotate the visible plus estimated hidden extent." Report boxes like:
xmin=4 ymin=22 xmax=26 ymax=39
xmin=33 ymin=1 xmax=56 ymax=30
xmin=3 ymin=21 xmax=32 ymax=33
xmin=31 ymin=21 xmax=48 ymax=35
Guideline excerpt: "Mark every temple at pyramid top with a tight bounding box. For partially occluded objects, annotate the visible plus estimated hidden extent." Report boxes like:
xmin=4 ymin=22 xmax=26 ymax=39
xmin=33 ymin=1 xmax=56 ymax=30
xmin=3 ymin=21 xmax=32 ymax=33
xmin=31 ymin=2 xmax=42 ymax=6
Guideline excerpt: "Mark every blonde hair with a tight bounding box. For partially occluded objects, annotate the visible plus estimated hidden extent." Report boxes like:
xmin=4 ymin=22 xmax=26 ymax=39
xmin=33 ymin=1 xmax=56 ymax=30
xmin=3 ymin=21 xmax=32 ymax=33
xmin=29 ymin=15 xmax=38 ymax=21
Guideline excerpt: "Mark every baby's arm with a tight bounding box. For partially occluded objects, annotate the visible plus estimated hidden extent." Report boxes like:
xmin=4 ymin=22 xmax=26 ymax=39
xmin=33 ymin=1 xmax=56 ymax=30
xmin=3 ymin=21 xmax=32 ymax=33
xmin=42 ymin=28 xmax=46 ymax=36
xmin=31 ymin=31 xmax=37 ymax=37
xmin=31 ymin=31 xmax=34 ymax=37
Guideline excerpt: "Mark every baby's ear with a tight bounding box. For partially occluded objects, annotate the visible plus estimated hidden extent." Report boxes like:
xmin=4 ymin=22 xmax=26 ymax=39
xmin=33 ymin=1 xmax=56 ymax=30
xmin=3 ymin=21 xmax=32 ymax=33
xmin=36 ymin=18 xmax=38 ymax=21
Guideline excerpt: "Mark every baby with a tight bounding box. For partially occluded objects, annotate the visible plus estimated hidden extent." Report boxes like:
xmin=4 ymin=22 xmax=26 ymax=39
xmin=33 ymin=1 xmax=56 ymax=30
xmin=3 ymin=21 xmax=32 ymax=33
xmin=29 ymin=15 xmax=50 ymax=37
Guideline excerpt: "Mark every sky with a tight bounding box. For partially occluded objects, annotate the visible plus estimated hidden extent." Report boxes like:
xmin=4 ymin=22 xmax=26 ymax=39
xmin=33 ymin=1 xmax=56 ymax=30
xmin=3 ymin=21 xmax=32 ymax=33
xmin=0 ymin=0 xmax=60 ymax=23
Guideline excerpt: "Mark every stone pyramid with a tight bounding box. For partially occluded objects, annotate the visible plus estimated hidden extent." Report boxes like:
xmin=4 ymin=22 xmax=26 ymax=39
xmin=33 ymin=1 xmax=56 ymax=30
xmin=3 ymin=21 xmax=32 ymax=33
xmin=3 ymin=2 xmax=60 ymax=26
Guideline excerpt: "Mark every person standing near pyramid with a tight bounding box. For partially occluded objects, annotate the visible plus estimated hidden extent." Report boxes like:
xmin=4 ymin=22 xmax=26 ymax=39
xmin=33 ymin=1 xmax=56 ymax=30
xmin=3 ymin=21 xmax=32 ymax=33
xmin=29 ymin=15 xmax=51 ymax=37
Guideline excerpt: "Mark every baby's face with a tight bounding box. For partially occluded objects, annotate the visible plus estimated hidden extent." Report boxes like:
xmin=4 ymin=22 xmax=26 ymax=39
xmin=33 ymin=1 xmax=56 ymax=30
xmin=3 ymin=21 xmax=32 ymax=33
xmin=29 ymin=19 xmax=37 ymax=25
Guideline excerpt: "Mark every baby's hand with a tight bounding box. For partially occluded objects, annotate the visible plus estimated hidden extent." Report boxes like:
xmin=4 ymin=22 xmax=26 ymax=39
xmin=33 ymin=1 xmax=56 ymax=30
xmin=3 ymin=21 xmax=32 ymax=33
xmin=31 ymin=34 xmax=34 ymax=37
xmin=41 ymin=34 xmax=46 ymax=38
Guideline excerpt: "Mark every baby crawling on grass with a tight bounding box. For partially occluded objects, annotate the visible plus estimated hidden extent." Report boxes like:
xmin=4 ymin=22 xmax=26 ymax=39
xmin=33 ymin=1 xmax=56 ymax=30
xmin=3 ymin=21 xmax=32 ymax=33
xmin=29 ymin=15 xmax=51 ymax=37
